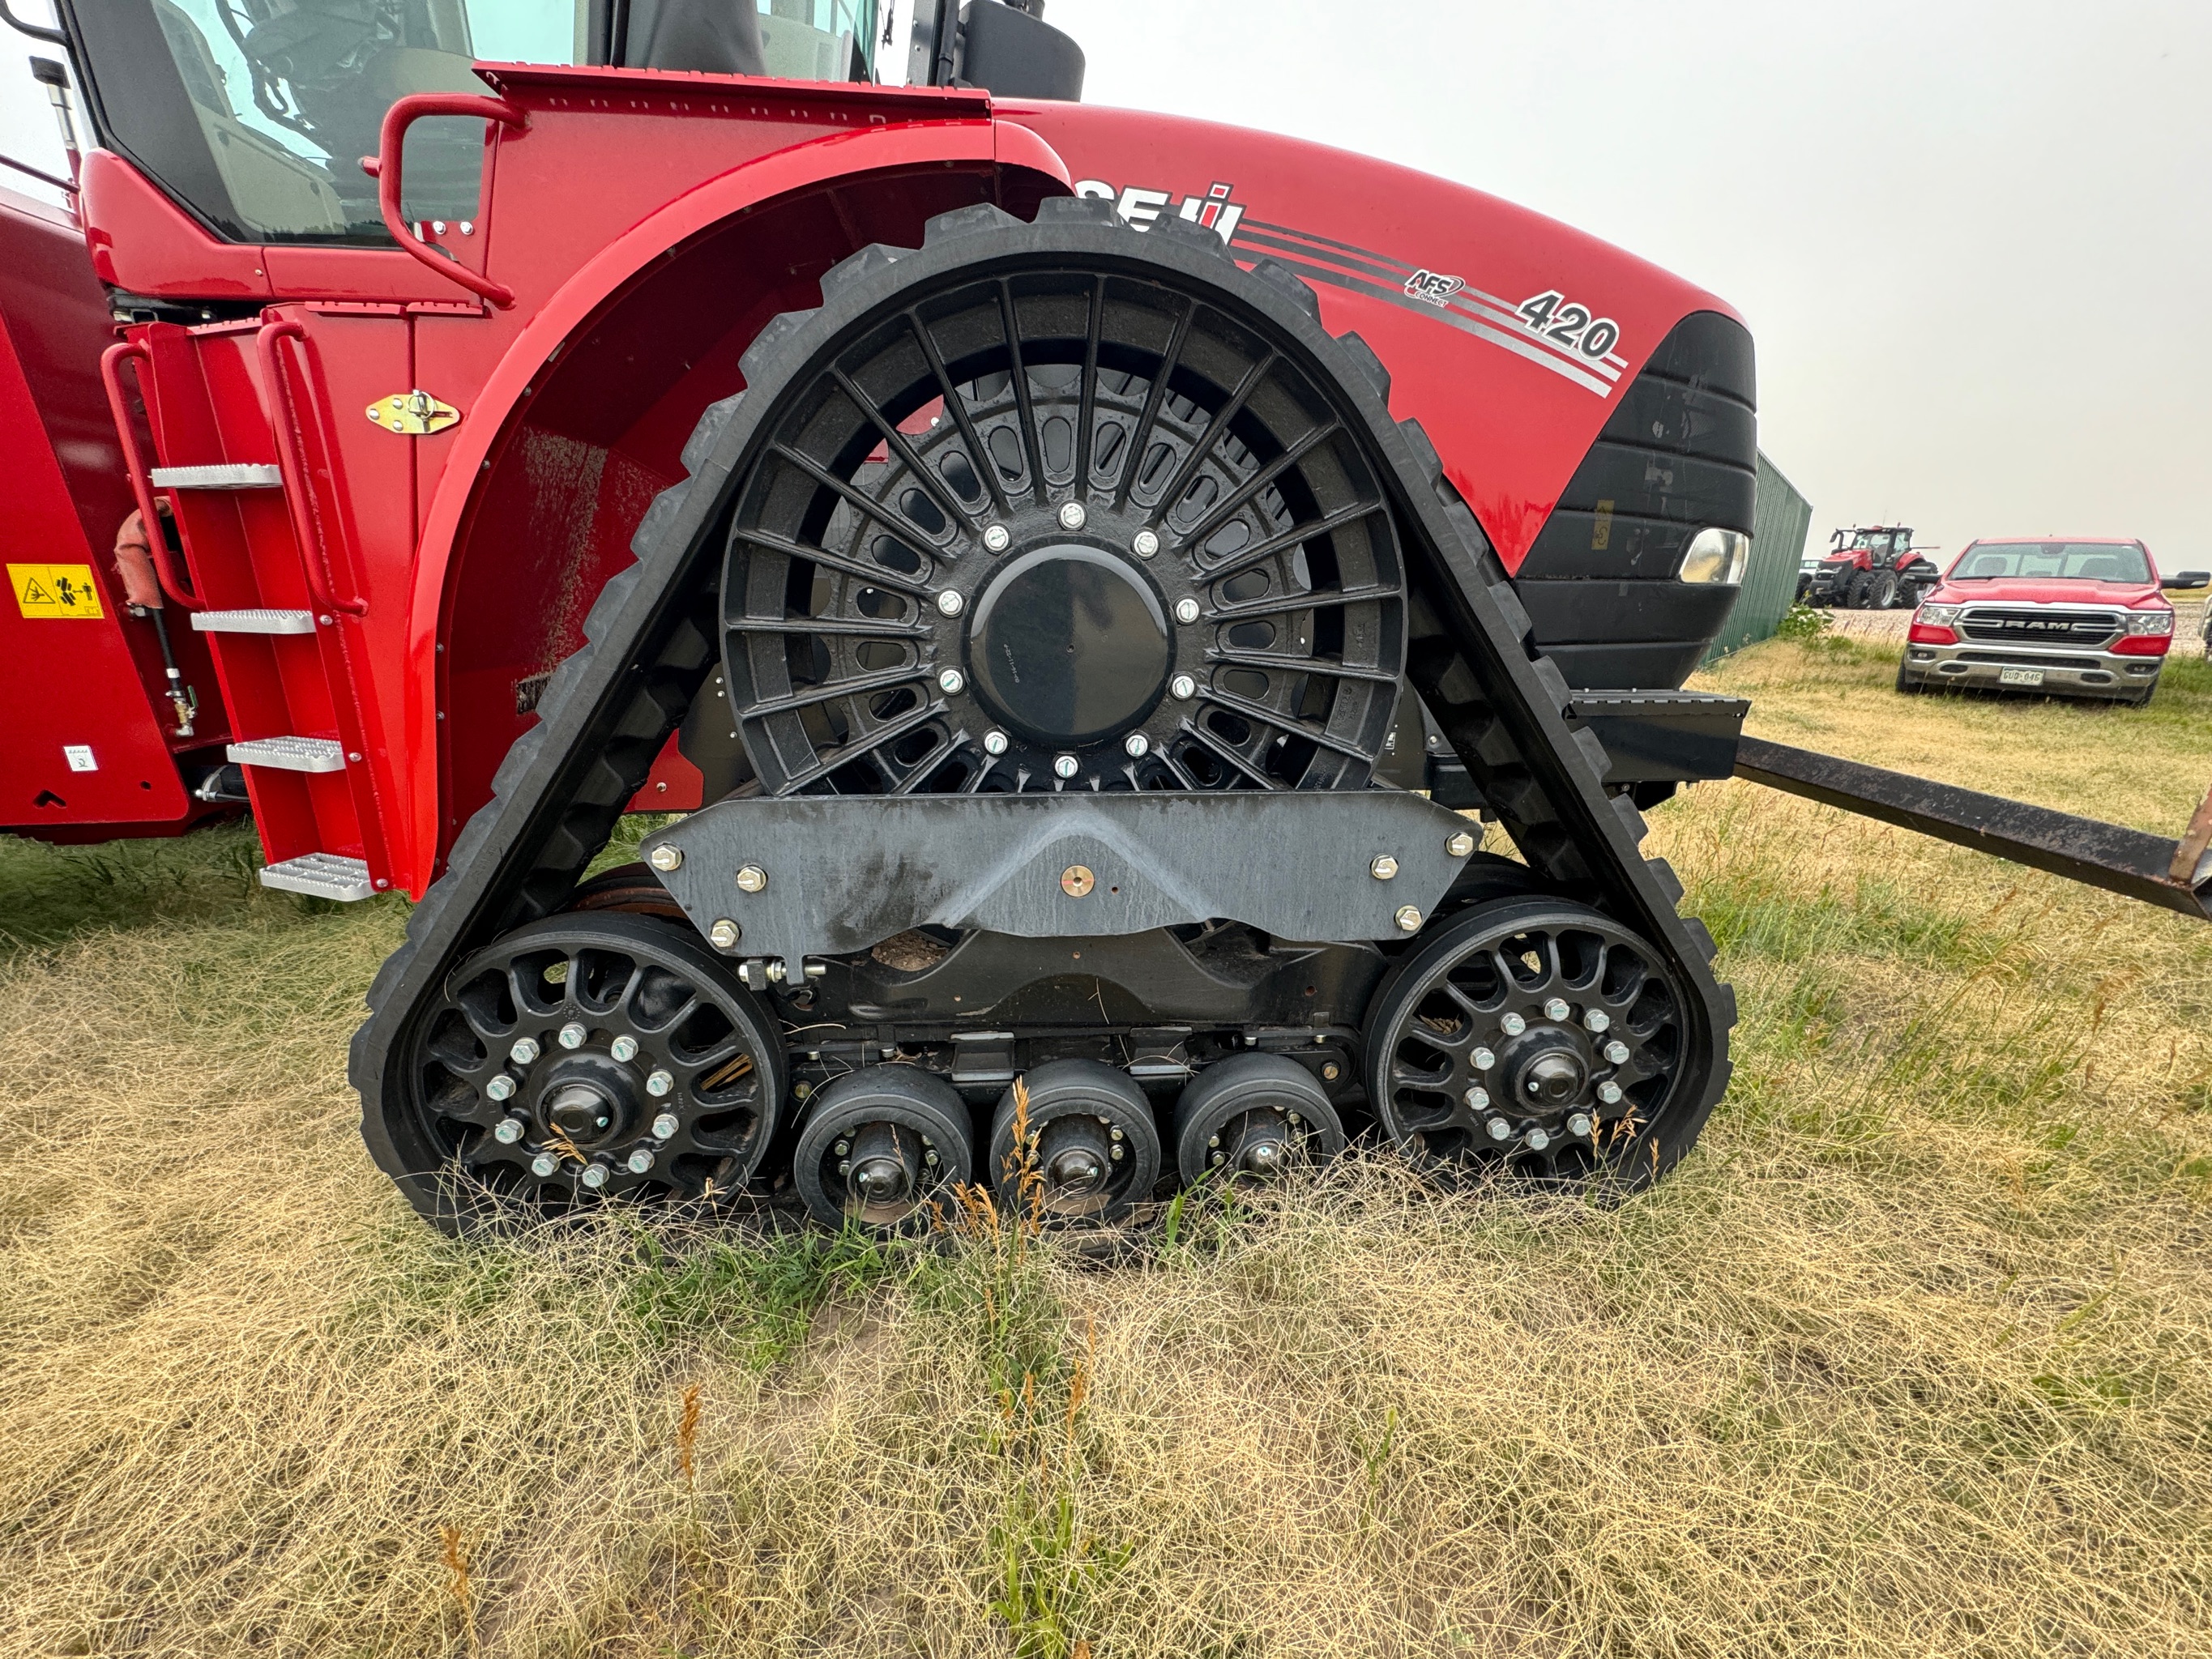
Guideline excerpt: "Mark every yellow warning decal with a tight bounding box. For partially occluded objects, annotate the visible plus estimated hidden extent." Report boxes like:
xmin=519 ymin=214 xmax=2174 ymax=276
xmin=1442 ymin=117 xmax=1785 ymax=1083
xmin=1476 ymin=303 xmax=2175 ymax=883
xmin=9 ymin=564 xmax=105 ymax=621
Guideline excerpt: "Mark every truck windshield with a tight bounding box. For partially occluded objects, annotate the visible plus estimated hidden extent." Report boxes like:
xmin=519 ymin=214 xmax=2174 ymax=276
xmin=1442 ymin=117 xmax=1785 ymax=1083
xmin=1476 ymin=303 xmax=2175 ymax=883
xmin=1952 ymin=543 xmax=2154 ymax=582
xmin=66 ymin=0 xmax=879 ymax=245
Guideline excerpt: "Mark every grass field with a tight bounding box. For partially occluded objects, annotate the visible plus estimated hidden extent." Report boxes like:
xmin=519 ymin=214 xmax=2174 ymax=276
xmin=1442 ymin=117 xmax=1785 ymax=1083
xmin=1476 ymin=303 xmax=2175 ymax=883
xmin=2 ymin=638 xmax=2208 ymax=1658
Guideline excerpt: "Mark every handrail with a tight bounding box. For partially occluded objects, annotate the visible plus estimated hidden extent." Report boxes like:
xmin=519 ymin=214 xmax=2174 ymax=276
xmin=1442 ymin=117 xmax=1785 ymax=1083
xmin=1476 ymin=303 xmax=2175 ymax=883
xmin=0 ymin=0 xmax=67 ymax=45
xmin=98 ymin=340 xmax=199 ymax=609
xmin=256 ymin=320 xmax=367 ymax=616
xmin=361 ymin=92 xmax=527 ymax=309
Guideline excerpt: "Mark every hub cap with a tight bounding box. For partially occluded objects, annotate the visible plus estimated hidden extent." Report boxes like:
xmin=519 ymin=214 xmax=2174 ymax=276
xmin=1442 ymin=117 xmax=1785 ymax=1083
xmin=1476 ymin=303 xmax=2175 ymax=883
xmin=968 ymin=544 xmax=1169 ymax=743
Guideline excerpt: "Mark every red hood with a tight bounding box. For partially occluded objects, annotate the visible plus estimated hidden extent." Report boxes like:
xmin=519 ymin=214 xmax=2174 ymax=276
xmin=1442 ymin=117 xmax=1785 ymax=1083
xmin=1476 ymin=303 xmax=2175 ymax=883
xmin=1928 ymin=577 xmax=2168 ymax=608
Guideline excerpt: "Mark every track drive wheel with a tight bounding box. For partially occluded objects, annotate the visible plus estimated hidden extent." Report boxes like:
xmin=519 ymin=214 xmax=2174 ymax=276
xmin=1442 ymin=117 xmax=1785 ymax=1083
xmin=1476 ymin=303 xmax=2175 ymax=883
xmin=1364 ymin=896 xmax=1697 ymax=1188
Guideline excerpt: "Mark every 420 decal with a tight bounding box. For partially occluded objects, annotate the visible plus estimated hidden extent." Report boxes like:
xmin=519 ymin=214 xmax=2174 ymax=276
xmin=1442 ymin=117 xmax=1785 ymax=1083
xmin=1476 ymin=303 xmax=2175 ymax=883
xmin=1516 ymin=291 xmax=1621 ymax=360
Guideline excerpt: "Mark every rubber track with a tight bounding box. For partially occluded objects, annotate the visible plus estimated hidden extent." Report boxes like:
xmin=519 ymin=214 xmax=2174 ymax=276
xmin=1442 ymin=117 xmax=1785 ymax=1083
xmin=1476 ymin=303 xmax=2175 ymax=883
xmin=350 ymin=196 xmax=1734 ymax=1230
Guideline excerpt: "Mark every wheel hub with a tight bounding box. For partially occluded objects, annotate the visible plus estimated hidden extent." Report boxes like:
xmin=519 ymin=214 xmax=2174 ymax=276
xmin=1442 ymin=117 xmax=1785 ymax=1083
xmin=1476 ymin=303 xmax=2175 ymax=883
xmin=535 ymin=1051 xmax=641 ymax=1149
xmin=969 ymin=542 xmax=1168 ymax=744
xmin=845 ymin=1120 xmax=919 ymax=1206
xmin=1040 ymin=1116 xmax=1115 ymax=1197
xmin=1504 ymin=1031 xmax=1588 ymax=1112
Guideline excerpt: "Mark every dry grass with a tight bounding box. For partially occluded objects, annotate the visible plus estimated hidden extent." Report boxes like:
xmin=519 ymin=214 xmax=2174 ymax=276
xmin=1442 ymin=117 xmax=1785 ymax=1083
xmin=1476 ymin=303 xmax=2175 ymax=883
xmin=1 ymin=639 xmax=2208 ymax=1657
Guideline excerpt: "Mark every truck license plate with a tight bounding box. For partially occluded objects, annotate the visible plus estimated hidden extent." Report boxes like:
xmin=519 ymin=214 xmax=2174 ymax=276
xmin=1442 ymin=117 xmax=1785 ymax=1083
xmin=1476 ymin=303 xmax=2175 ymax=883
xmin=1999 ymin=667 xmax=2044 ymax=687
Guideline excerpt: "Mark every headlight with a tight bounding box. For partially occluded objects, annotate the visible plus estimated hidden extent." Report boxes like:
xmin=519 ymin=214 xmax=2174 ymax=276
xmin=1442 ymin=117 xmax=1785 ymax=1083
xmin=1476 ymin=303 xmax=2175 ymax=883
xmin=1918 ymin=603 xmax=1963 ymax=627
xmin=2124 ymin=610 xmax=2174 ymax=636
xmin=1679 ymin=527 xmax=1749 ymax=585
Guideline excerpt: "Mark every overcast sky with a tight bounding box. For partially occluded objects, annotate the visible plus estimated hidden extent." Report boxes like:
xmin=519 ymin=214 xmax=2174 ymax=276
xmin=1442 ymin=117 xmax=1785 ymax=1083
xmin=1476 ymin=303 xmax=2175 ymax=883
xmin=3 ymin=1 xmax=2206 ymax=568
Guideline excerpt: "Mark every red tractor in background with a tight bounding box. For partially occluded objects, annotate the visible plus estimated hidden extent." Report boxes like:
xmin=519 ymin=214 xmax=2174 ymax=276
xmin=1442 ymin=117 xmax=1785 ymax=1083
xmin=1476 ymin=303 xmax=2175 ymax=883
xmin=1800 ymin=522 xmax=1941 ymax=610
xmin=1 ymin=0 xmax=2204 ymax=1239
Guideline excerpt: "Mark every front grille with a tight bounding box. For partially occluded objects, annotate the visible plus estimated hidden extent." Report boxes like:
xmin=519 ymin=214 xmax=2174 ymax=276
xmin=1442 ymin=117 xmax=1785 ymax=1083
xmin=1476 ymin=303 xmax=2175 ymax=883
xmin=1958 ymin=608 xmax=2120 ymax=648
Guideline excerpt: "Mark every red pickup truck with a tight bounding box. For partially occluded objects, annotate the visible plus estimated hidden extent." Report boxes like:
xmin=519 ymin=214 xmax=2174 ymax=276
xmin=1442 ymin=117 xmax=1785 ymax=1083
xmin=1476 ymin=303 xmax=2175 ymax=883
xmin=1896 ymin=539 xmax=2197 ymax=706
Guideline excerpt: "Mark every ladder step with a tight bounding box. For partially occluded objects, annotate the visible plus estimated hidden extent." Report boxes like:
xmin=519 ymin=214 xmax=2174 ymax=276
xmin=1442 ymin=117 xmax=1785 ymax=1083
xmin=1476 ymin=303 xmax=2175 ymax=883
xmin=258 ymin=852 xmax=375 ymax=902
xmin=151 ymin=463 xmax=284 ymax=489
xmin=227 ymin=735 xmax=346 ymax=774
xmin=191 ymin=608 xmax=316 ymax=636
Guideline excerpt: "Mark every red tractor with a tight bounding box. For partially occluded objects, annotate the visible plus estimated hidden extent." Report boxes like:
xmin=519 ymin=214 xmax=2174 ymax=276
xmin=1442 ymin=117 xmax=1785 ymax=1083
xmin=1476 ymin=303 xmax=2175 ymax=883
xmin=1801 ymin=523 xmax=1941 ymax=610
xmin=2 ymin=0 xmax=2204 ymax=1235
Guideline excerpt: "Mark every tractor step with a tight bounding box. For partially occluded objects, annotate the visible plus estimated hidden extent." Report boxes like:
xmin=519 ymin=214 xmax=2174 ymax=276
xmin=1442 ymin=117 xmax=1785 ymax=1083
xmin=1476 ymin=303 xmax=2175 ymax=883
xmin=258 ymin=851 xmax=375 ymax=902
xmin=227 ymin=735 xmax=346 ymax=774
xmin=191 ymin=608 xmax=317 ymax=635
xmin=149 ymin=463 xmax=284 ymax=489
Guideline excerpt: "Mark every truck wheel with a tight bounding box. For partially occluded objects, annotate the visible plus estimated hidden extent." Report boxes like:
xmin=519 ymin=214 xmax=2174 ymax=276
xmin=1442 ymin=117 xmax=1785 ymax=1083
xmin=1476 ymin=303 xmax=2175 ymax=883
xmin=1894 ymin=659 xmax=1924 ymax=695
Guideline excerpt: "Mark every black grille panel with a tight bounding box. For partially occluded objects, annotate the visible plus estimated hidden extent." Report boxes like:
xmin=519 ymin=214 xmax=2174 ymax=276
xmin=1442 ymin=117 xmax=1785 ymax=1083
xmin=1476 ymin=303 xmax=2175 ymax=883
xmin=1958 ymin=608 xmax=2120 ymax=648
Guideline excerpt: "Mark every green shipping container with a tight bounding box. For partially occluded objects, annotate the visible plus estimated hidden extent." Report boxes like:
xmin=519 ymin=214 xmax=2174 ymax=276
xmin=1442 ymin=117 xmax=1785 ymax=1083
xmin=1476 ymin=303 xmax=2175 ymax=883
xmin=1704 ymin=450 xmax=1813 ymax=663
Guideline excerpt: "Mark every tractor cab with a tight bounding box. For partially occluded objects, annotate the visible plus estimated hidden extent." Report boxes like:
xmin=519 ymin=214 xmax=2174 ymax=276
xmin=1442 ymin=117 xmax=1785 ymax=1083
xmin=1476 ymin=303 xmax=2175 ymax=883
xmin=1804 ymin=523 xmax=1940 ymax=609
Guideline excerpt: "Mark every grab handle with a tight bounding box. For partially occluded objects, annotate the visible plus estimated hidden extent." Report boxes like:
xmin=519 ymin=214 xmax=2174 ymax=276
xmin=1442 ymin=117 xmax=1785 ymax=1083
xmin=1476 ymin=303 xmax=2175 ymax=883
xmin=257 ymin=320 xmax=367 ymax=617
xmin=361 ymin=92 xmax=527 ymax=309
xmin=98 ymin=339 xmax=199 ymax=609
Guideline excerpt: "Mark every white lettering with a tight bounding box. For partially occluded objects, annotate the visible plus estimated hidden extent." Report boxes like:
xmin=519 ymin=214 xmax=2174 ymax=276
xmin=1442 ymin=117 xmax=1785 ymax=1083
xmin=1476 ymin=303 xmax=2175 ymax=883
xmin=1116 ymin=186 xmax=1172 ymax=228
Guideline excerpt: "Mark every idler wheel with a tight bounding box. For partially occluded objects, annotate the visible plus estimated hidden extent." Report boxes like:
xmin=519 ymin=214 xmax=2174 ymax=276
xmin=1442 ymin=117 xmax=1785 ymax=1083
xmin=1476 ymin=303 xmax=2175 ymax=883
xmin=1172 ymin=1051 xmax=1347 ymax=1188
xmin=791 ymin=1065 xmax=976 ymax=1232
xmin=989 ymin=1059 xmax=1161 ymax=1225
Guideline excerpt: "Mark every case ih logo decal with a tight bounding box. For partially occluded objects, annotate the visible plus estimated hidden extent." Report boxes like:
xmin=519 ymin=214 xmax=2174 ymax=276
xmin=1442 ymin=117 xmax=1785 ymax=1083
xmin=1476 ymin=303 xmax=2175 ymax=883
xmin=1405 ymin=269 xmax=1467 ymax=308
xmin=1074 ymin=178 xmax=1246 ymax=242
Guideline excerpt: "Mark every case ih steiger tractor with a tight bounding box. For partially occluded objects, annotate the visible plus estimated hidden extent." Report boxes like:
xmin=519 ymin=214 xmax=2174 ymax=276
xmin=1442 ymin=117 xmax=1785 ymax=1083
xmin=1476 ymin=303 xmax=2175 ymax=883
xmin=1802 ymin=523 xmax=1940 ymax=610
xmin=4 ymin=0 xmax=2207 ymax=1235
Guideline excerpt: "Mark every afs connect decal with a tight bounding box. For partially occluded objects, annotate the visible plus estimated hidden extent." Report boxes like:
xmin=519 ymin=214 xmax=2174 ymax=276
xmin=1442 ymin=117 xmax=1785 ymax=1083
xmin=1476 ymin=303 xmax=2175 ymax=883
xmin=1075 ymin=177 xmax=1627 ymax=399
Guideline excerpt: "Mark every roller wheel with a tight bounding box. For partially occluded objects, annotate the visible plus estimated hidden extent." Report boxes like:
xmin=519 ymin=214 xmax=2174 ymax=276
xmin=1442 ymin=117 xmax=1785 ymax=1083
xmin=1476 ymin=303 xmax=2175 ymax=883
xmin=395 ymin=912 xmax=783 ymax=1218
xmin=989 ymin=1059 xmax=1161 ymax=1225
xmin=1364 ymin=895 xmax=1697 ymax=1187
xmin=791 ymin=1065 xmax=976 ymax=1232
xmin=1172 ymin=1051 xmax=1346 ymax=1187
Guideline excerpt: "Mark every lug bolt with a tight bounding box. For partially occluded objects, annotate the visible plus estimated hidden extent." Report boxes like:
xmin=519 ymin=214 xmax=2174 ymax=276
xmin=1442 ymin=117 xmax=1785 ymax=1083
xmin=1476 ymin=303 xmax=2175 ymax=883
xmin=1583 ymin=1009 xmax=1611 ymax=1034
xmin=983 ymin=524 xmax=1010 ymax=552
xmin=493 ymin=1117 xmax=524 ymax=1144
xmin=925 ymin=1150 xmax=940 ymax=1166
xmin=1473 ymin=1046 xmax=1495 ymax=1071
xmin=1598 ymin=1081 xmax=1624 ymax=1105
xmin=558 ymin=1021 xmax=587 ymax=1049
xmin=612 ymin=1034 xmax=639 ymax=1063
xmin=708 ymin=919 xmax=741 ymax=949
xmin=1526 ymin=1128 xmax=1551 ymax=1152
xmin=1500 ymin=1013 xmax=1526 ymax=1037
xmin=935 ymin=589 xmax=965 ymax=617
xmin=1171 ymin=673 xmax=1197 ymax=700
xmin=530 ymin=1153 xmax=558 ymax=1178
xmin=1544 ymin=997 xmax=1569 ymax=1022
xmin=1213 ymin=1150 xmax=1226 ymax=1166
xmin=735 ymin=864 xmax=767 ymax=894
xmin=1124 ymin=731 xmax=1150 ymax=758
xmin=984 ymin=729 xmax=1010 ymax=756
xmin=838 ymin=1159 xmax=852 ymax=1175
xmin=627 ymin=1148 xmax=655 ymax=1174
xmin=1208 ymin=1134 xmax=1221 ymax=1149
xmin=510 ymin=1037 xmax=540 ymax=1065
xmin=1059 ymin=501 xmax=1087 ymax=530
xmin=938 ymin=667 xmax=966 ymax=695
xmin=1287 ymin=1111 xmax=1303 ymax=1125
xmin=1445 ymin=830 xmax=1475 ymax=858
xmin=1394 ymin=905 xmax=1423 ymax=932
xmin=1604 ymin=1040 xmax=1629 ymax=1064
xmin=1110 ymin=1143 xmax=1125 ymax=1160
xmin=581 ymin=1162 xmax=609 ymax=1189
xmin=1567 ymin=1112 xmax=1592 ymax=1137
xmin=834 ymin=1141 xmax=850 ymax=1157
xmin=486 ymin=1073 xmax=517 ymax=1102
xmin=1370 ymin=855 xmax=1400 ymax=881
xmin=646 ymin=1069 xmax=674 ymax=1097
xmin=652 ymin=1112 xmax=679 ymax=1140
xmin=1173 ymin=597 xmax=1201 ymax=625
xmin=1132 ymin=529 xmax=1159 ymax=557
xmin=1053 ymin=754 xmax=1079 ymax=779
xmin=1109 ymin=1126 xmax=1124 ymax=1141
xmin=648 ymin=844 xmax=683 ymax=872
xmin=1464 ymin=1086 xmax=1489 ymax=1109
xmin=1486 ymin=1118 xmax=1512 ymax=1141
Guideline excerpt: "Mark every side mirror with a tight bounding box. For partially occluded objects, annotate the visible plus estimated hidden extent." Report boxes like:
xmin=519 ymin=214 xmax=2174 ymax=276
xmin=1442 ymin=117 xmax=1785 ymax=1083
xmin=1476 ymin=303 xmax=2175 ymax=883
xmin=916 ymin=0 xmax=1086 ymax=100
xmin=2160 ymin=570 xmax=2209 ymax=590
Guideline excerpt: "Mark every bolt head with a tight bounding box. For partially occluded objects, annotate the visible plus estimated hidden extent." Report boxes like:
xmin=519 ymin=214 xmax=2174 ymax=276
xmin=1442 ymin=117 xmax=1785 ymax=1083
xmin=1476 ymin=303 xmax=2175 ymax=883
xmin=1472 ymin=1046 xmax=1495 ymax=1071
xmin=925 ymin=1150 xmax=939 ymax=1166
xmin=935 ymin=589 xmax=964 ymax=617
xmin=1132 ymin=529 xmax=1159 ymax=557
xmin=1500 ymin=1013 xmax=1527 ymax=1037
xmin=1463 ymin=1086 xmax=1489 ymax=1109
xmin=580 ymin=1162 xmax=609 ymax=1189
xmin=1171 ymin=673 xmax=1197 ymax=701
xmin=1124 ymin=731 xmax=1150 ymax=758
xmin=557 ymin=1021 xmax=587 ymax=1050
xmin=1583 ymin=1009 xmax=1612 ymax=1034
xmin=652 ymin=1112 xmax=679 ymax=1140
xmin=648 ymin=844 xmax=683 ymax=872
xmin=938 ymin=667 xmax=966 ymax=695
xmin=1058 ymin=501 xmax=1087 ymax=530
xmin=1370 ymin=855 xmax=1400 ymax=881
xmin=1598 ymin=1081 xmax=1624 ymax=1105
xmin=1544 ymin=997 xmax=1570 ymax=1023
xmin=1208 ymin=1134 xmax=1221 ymax=1149
xmin=486 ymin=1073 xmax=517 ymax=1102
xmin=646 ymin=1069 xmax=674 ymax=1097
xmin=1394 ymin=905 xmax=1423 ymax=933
xmin=1053 ymin=753 xmax=1079 ymax=779
xmin=493 ymin=1117 xmax=524 ymax=1144
xmin=510 ymin=1037 xmax=540 ymax=1065
xmin=1322 ymin=1062 xmax=1341 ymax=1081
xmin=627 ymin=1149 xmax=655 ymax=1175
xmin=1604 ymin=1040 xmax=1629 ymax=1065
xmin=611 ymin=1035 xmax=639 ymax=1064
xmin=983 ymin=523 xmax=1010 ymax=552
xmin=1526 ymin=1128 xmax=1551 ymax=1152
xmin=530 ymin=1153 xmax=557 ymax=1178
xmin=707 ymin=919 xmax=741 ymax=950
xmin=1173 ymin=597 xmax=1201 ymax=625
xmin=1110 ymin=1143 xmax=1125 ymax=1160
xmin=1486 ymin=1118 xmax=1512 ymax=1141
xmin=983 ymin=729 xmax=1010 ymax=756
xmin=1445 ymin=830 xmax=1475 ymax=858
xmin=734 ymin=864 xmax=767 ymax=894
xmin=1567 ymin=1112 xmax=1593 ymax=1137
